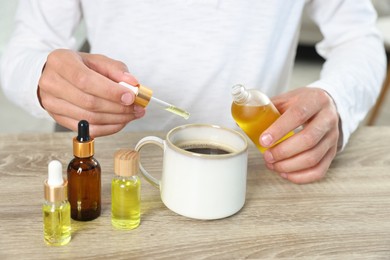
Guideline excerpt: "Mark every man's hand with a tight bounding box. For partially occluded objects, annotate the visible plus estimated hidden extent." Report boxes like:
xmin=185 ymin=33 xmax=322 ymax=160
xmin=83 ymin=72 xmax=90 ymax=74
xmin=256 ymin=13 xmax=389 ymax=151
xmin=260 ymin=87 xmax=340 ymax=184
xmin=38 ymin=49 xmax=145 ymax=137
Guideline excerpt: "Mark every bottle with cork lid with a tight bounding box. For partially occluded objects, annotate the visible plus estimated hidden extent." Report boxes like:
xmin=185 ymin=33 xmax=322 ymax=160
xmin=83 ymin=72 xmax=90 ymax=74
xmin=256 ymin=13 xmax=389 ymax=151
xmin=111 ymin=149 xmax=141 ymax=230
xmin=67 ymin=120 xmax=101 ymax=221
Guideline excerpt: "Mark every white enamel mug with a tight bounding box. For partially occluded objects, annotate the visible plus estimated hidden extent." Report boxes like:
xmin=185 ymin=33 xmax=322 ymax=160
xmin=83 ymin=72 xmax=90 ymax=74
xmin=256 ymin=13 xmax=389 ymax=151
xmin=134 ymin=124 xmax=248 ymax=220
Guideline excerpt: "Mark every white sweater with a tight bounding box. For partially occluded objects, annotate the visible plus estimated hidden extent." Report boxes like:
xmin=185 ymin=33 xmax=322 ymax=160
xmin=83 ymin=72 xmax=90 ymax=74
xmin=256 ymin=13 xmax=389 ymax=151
xmin=0 ymin=0 xmax=386 ymax=148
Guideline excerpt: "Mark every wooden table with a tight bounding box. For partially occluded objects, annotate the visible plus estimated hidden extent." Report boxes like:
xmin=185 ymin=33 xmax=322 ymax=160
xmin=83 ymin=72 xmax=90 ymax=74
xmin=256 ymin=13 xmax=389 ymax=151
xmin=0 ymin=127 xmax=389 ymax=259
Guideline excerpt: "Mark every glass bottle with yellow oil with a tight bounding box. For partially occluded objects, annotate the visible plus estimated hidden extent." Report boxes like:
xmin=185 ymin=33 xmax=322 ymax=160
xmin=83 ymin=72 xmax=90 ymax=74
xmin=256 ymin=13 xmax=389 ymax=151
xmin=231 ymin=84 xmax=293 ymax=153
xmin=111 ymin=149 xmax=141 ymax=230
xmin=43 ymin=160 xmax=71 ymax=246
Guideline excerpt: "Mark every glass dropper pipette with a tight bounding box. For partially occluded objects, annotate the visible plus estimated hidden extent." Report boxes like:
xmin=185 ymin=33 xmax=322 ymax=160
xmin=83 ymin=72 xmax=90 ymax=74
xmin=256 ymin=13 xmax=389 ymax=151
xmin=119 ymin=82 xmax=190 ymax=119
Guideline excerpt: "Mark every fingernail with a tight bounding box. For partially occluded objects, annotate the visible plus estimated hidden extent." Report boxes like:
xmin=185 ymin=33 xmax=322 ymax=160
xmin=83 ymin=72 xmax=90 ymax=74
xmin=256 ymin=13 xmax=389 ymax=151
xmin=121 ymin=92 xmax=134 ymax=105
xmin=135 ymin=113 xmax=144 ymax=119
xmin=280 ymin=173 xmax=288 ymax=179
xmin=261 ymin=133 xmax=273 ymax=147
xmin=134 ymin=105 xmax=144 ymax=112
xmin=264 ymin=151 xmax=275 ymax=163
xmin=134 ymin=110 xmax=145 ymax=118
xmin=266 ymin=163 xmax=274 ymax=170
xmin=123 ymin=72 xmax=139 ymax=85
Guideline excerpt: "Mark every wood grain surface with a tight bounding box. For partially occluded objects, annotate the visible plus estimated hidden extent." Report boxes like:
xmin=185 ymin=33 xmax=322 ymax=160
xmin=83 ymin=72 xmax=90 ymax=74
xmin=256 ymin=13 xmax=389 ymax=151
xmin=0 ymin=127 xmax=389 ymax=259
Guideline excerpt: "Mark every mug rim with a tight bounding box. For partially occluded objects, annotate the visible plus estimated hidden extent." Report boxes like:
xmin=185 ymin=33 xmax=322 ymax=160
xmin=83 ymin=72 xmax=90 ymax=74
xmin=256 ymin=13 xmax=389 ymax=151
xmin=166 ymin=123 xmax=248 ymax=158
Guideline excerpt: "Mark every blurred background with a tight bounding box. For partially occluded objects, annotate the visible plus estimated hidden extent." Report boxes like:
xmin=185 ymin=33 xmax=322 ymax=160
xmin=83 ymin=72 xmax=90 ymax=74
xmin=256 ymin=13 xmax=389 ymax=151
xmin=0 ymin=0 xmax=389 ymax=133
xmin=0 ymin=1 xmax=52 ymax=132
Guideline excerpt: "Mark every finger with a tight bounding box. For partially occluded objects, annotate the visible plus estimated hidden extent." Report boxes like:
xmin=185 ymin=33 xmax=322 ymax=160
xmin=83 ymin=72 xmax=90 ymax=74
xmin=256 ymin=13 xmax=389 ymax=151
xmin=46 ymin=50 xmax=136 ymax=105
xmin=39 ymin=72 xmax=138 ymax=114
xmin=278 ymin=145 xmax=337 ymax=184
xmin=41 ymin=90 xmax=144 ymax=125
xmin=270 ymin=91 xmax=294 ymax=114
xmin=51 ymin=114 xmax=127 ymax=137
xmin=261 ymin=89 xmax=334 ymax=148
xmin=264 ymin=94 xmax=339 ymax=162
xmin=267 ymin=131 xmax=336 ymax=173
xmin=264 ymin=113 xmax=332 ymax=162
xmin=260 ymin=99 xmax=319 ymax=149
xmin=79 ymin=53 xmax=139 ymax=85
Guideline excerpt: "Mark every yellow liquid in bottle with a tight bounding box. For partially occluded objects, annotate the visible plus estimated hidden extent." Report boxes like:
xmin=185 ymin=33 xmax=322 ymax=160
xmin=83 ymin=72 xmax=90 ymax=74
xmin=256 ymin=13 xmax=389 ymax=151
xmin=111 ymin=177 xmax=140 ymax=230
xmin=43 ymin=201 xmax=71 ymax=246
xmin=231 ymin=102 xmax=294 ymax=153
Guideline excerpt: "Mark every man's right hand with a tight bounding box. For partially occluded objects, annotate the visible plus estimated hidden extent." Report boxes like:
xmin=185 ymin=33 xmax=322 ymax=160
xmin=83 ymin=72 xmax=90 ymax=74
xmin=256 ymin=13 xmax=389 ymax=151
xmin=38 ymin=49 xmax=145 ymax=137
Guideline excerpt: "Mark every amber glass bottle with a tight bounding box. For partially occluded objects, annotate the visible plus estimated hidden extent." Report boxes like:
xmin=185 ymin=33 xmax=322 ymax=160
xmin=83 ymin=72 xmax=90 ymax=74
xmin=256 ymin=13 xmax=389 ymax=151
xmin=67 ymin=120 xmax=101 ymax=221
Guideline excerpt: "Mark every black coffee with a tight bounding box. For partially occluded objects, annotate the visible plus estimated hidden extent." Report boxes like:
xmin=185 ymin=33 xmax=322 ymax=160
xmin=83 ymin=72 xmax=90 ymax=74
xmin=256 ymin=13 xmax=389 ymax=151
xmin=178 ymin=143 xmax=234 ymax=155
xmin=184 ymin=147 xmax=231 ymax=155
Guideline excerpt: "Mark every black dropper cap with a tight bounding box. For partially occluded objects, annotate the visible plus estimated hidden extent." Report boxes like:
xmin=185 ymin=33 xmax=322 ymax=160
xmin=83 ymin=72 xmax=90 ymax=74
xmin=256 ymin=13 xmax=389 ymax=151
xmin=77 ymin=120 xmax=91 ymax=142
xmin=73 ymin=120 xmax=94 ymax=158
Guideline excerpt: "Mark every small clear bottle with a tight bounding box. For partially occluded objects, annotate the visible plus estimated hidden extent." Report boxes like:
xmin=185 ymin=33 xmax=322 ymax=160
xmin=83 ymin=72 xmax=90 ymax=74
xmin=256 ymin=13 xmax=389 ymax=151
xmin=111 ymin=149 xmax=141 ymax=230
xmin=67 ymin=120 xmax=101 ymax=221
xmin=231 ymin=84 xmax=294 ymax=153
xmin=43 ymin=160 xmax=71 ymax=246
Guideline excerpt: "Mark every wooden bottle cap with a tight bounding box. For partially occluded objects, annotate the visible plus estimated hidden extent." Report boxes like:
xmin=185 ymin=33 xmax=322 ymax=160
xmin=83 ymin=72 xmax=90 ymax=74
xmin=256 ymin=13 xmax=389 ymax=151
xmin=114 ymin=149 xmax=139 ymax=177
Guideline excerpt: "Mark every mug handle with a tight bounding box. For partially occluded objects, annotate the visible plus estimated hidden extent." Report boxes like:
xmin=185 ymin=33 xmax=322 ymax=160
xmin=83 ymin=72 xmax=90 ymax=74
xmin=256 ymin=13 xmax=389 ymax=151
xmin=134 ymin=136 xmax=164 ymax=189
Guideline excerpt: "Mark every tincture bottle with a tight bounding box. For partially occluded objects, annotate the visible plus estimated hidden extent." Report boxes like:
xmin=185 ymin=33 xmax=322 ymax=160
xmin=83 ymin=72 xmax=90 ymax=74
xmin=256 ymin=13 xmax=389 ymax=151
xmin=231 ymin=84 xmax=294 ymax=153
xmin=43 ymin=160 xmax=71 ymax=246
xmin=67 ymin=120 xmax=101 ymax=221
xmin=111 ymin=149 xmax=141 ymax=230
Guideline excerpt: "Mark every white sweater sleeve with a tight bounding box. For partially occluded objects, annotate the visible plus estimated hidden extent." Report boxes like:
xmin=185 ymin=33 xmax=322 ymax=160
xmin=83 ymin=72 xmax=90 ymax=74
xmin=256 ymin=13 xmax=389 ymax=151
xmin=0 ymin=0 xmax=82 ymax=118
xmin=305 ymin=0 xmax=387 ymax=150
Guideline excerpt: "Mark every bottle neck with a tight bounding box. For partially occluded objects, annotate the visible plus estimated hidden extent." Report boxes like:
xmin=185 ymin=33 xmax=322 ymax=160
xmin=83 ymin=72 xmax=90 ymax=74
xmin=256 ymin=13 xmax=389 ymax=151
xmin=73 ymin=137 xmax=94 ymax=158
xmin=44 ymin=180 xmax=68 ymax=203
xmin=231 ymin=84 xmax=250 ymax=104
xmin=114 ymin=175 xmax=138 ymax=180
xmin=44 ymin=200 xmax=69 ymax=207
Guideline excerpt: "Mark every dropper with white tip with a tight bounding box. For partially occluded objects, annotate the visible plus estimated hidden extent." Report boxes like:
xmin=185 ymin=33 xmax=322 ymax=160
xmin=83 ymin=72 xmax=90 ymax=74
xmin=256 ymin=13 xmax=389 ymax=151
xmin=44 ymin=160 xmax=68 ymax=203
xmin=48 ymin=160 xmax=64 ymax=186
xmin=43 ymin=160 xmax=71 ymax=246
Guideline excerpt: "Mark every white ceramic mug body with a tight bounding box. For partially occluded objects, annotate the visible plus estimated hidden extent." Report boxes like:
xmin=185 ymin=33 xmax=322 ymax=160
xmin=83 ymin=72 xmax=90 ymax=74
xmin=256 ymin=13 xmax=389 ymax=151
xmin=135 ymin=124 xmax=248 ymax=220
